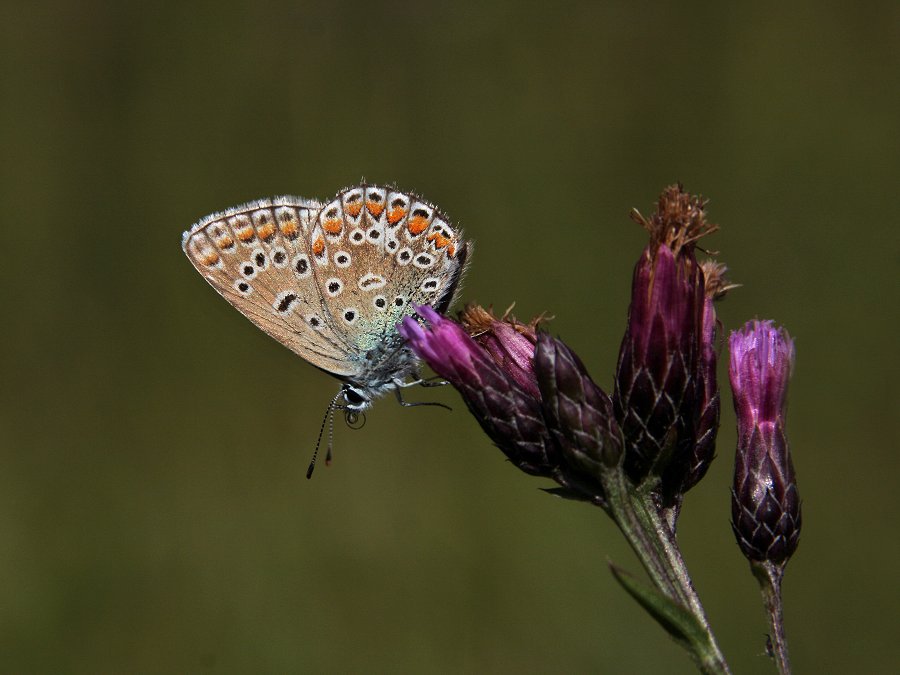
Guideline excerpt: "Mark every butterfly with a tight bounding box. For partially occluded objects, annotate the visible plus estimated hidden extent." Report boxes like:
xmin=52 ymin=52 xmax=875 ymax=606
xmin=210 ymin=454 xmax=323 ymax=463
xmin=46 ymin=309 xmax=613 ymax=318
xmin=182 ymin=183 xmax=470 ymax=472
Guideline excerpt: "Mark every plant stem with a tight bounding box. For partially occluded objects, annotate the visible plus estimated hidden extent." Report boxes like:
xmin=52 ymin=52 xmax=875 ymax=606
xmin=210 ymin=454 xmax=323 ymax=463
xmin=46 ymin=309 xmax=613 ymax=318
xmin=752 ymin=560 xmax=791 ymax=675
xmin=600 ymin=467 xmax=730 ymax=674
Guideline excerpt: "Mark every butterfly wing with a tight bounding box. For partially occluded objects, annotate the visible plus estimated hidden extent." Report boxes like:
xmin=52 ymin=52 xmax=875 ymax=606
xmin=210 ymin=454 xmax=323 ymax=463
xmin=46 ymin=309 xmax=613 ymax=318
xmin=182 ymin=185 xmax=469 ymax=390
xmin=304 ymin=185 xmax=469 ymax=383
xmin=182 ymin=196 xmax=361 ymax=377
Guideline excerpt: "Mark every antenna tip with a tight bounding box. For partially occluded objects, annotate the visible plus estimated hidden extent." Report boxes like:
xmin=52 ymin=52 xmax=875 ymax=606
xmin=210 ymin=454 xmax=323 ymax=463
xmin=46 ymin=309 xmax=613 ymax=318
xmin=306 ymin=463 xmax=315 ymax=480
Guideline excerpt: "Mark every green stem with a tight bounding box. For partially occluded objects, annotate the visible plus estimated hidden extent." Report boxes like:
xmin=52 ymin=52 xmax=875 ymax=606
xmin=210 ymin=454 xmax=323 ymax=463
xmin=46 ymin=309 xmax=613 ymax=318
xmin=751 ymin=561 xmax=792 ymax=675
xmin=600 ymin=463 xmax=684 ymax=602
xmin=600 ymin=467 xmax=730 ymax=674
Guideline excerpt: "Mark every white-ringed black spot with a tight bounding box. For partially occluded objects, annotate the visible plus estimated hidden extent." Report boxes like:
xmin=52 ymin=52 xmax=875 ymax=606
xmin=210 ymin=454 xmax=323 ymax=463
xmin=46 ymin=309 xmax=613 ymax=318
xmin=275 ymin=292 xmax=298 ymax=314
xmin=334 ymin=251 xmax=351 ymax=268
xmin=414 ymin=253 xmax=435 ymax=268
xmin=397 ymin=248 xmax=413 ymax=265
xmin=293 ymin=254 xmax=311 ymax=278
xmin=387 ymin=239 xmax=397 ymax=250
xmin=358 ymin=273 xmax=386 ymax=291
xmin=234 ymin=280 xmax=253 ymax=296
xmin=272 ymin=249 xmax=287 ymax=266
xmin=255 ymin=252 xmax=266 ymax=267
xmin=325 ymin=206 xmax=339 ymax=219
xmin=367 ymin=229 xmax=381 ymax=240
xmin=394 ymin=295 xmax=405 ymax=307
xmin=242 ymin=263 xmax=256 ymax=278
xmin=306 ymin=314 xmax=323 ymax=330
xmin=374 ymin=295 xmax=387 ymax=310
xmin=343 ymin=309 xmax=358 ymax=324
xmin=350 ymin=229 xmax=365 ymax=244
xmin=421 ymin=278 xmax=439 ymax=292
xmin=326 ymin=278 xmax=343 ymax=296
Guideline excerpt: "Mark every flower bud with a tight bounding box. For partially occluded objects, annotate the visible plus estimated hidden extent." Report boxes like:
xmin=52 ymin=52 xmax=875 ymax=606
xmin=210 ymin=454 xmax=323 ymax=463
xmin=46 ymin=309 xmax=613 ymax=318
xmin=666 ymin=261 xmax=731 ymax=498
xmin=613 ymin=185 xmax=714 ymax=494
xmin=535 ymin=333 xmax=622 ymax=483
xmin=729 ymin=320 xmax=801 ymax=566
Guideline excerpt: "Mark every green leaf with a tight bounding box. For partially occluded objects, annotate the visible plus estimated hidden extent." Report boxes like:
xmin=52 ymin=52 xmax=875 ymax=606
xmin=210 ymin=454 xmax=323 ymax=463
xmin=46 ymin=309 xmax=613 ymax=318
xmin=540 ymin=487 xmax=591 ymax=502
xmin=608 ymin=563 xmax=711 ymax=651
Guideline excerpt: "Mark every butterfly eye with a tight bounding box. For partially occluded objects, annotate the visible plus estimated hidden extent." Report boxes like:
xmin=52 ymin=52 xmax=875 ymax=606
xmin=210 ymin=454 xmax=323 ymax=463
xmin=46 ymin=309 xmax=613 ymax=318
xmin=343 ymin=386 xmax=367 ymax=408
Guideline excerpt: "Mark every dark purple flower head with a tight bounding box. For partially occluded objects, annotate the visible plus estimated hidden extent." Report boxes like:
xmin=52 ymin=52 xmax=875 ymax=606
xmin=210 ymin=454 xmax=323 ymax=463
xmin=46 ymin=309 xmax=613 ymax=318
xmin=400 ymin=305 xmax=609 ymax=504
xmin=614 ymin=185 xmax=716 ymax=498
xmin=535 ymin=333 xmax=622 ymax=485
xmin=675 ymin=261 xmax=732 ymax=495
xmin=399 ymin=305 xmax=560 ymax=478
xmin=729 ymin=320 xmax=801 ymax=566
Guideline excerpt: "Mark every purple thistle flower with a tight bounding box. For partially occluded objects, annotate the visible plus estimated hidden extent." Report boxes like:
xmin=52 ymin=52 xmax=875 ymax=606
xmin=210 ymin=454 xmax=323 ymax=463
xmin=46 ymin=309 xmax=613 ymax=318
xmin=730 ymin=320 xmax=801 ymax=566
xmin=400 ymin=305 xmax=609 ymax=504
xmin=613 ymin=185 xmax=717 ymax=502
xmin=399 ymin=305 xmax=560 ymax=478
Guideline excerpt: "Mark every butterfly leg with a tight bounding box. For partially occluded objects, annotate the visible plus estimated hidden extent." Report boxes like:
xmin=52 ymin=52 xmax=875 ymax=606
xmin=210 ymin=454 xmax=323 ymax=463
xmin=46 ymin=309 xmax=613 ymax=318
xmin=392 ymin=384 xmax=452 ymax=410
xmin=393 ymin=374 xmax=449 ymax=389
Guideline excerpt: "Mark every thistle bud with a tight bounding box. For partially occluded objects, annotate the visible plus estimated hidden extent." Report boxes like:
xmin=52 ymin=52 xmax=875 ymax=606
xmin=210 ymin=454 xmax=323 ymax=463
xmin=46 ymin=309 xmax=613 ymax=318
xmin=668 ymin=261 xmax=732 ymax=497
xmin=399 ymin=305 xmax=560 ymax=477
xmin=729 ymin=320 xmax=801 ymax=566
xmin=535 ymin=333 xmax=622 ymax=482
xmin=613 ymin=185 xmax=714 ymax=493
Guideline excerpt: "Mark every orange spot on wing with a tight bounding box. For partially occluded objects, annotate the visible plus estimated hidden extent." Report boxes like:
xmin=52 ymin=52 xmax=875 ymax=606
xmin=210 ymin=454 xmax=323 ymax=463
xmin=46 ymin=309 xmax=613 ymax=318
xmin=447 ymin=244 xmax=456 ymax=257
xmin=312 ymin=235 xmax=325 ymax=256
xmin=387 ymin=207 xmax=407 ymax=224
xmin=200 ymin=251 xmax=220 ymax=266
xmin=323 ymin=218 xmax=343 ymax=235
xmin=257 ymin=222 xmax=276 ymax=240
xmin=236 ymin=226 xmax=255 ymax=241
xmin=366 ymin=201 xmax=384 ymax=217
xmin=407 ymin=215 xmax=428 ymax=235
xmin=426 ymin=232 xmax=450 ymax=249
xmin=279 ymin=220 xmax=298 ymax=237
xmin=345 ymin=203 xmax=362 ymax=217
xmin=216 ymin=234 xmax=234 ymax=249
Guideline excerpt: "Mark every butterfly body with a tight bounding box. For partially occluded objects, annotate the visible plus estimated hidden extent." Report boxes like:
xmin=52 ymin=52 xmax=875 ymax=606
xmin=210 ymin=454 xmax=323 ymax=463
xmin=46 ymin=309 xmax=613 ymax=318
xmin=182 ymin=184 xmax=469 ymax=411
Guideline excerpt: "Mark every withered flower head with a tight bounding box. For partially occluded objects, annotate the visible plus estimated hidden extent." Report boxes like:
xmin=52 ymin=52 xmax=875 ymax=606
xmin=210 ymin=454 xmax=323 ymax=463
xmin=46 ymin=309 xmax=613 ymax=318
xmin=459 ymin=304 xmax=543 ymax=399
xmin=613 ymin=185 xmax=715 ymax=500
xmin=729 ymin=320 xmax=801 ymax=566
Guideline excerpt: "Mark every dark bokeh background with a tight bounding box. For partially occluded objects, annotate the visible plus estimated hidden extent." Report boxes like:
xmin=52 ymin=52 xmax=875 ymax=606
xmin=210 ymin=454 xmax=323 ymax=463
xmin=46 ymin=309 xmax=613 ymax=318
xmin=2 ymin=2 xmax=898 ymax=672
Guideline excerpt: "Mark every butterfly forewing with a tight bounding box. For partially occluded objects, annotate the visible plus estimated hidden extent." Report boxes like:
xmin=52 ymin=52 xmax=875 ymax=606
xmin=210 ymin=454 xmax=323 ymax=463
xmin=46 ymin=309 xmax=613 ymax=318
xmin=183 ymin=196 xmax=357 ymax=376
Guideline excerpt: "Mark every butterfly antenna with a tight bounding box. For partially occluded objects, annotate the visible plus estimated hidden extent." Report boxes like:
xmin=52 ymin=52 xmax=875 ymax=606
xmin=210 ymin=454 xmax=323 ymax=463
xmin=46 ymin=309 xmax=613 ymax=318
xmin=325 ymin=403 xmax=336 ymax=466
xmin=307 ymin=390 xmax=343 ymax=479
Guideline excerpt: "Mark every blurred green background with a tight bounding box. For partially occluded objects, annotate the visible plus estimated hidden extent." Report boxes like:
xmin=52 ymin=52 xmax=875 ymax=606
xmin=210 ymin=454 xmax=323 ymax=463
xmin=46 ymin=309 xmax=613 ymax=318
xmin=2 ymin=1 xmax=897 ymax=672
